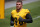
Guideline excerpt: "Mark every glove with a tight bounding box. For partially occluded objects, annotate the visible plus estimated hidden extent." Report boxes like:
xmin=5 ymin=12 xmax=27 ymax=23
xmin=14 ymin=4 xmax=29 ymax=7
xmin=19 ymin=16 xmax=23 ymax=25
xmin=10 ymin=21 xmax=14 ymax=26
xmin=19 ymin=16 xmax=23 ymax=22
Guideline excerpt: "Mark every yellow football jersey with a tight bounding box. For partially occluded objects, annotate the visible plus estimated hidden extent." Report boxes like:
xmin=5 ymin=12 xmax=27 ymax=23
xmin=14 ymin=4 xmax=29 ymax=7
xmin=11 ymin=8 xmax=30 ymax=27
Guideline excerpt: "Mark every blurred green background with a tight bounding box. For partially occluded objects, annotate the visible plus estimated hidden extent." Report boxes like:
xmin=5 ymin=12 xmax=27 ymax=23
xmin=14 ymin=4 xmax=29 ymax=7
xmin=0 ymin=0 xmax=40 ymax=27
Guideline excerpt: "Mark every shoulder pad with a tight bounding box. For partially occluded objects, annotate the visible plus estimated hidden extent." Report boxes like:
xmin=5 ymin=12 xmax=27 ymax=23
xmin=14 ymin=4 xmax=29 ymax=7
xmin=25 ymin=9 xmax=30 ymax=14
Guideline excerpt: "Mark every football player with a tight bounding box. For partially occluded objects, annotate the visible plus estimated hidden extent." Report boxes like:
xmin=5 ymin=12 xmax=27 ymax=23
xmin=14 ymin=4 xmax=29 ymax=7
xmin=10 ymin=0 xmax=33 ymax=27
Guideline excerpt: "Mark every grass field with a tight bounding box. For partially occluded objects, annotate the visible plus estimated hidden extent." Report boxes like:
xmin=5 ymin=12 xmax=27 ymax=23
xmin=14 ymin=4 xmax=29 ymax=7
xmin=0 ymin=1 xmax=40 ymax=27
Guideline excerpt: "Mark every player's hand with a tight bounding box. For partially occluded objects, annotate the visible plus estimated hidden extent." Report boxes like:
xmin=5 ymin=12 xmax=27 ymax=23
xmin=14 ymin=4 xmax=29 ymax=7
xmin=19 ymin=16 xmax=24 ymax=25
xmin=19 ymin=16 xmax=23 ymax=22
xmin=10 ymin=21 xmax=14 ymax=26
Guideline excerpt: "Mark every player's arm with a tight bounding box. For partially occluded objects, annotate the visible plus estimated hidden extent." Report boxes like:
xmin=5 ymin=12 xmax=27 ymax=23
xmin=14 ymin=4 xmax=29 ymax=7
xmin=19 ymin=13 xmax=33 ymax=23
xmin=10 ymin=15 xmax=14 ymax=26
xmin=24 ymin=13 xmax=33 ymax=23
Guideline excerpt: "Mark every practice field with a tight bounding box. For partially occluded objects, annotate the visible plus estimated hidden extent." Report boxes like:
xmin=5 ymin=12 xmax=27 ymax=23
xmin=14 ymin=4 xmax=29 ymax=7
xmin=0 ymin=1 xmax=40 ymax=27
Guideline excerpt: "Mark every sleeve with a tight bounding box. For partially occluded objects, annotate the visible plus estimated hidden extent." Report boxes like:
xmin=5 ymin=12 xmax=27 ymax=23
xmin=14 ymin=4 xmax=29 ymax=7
xmin=25 ymin=9 xmax=30 ymax=14
xmin=25 ymin=9 xmax=33 ymax=23
xmin=10 ymin=15 xmax=14 ymax=26
xmin=21 ymin=14 xmax=33 ymax=23
xmin=24 ymin=14 xmax=33 ymax=23
xmin=11 ymin=11 xmax=13 ymax=16
xmin=11 ymin=15 xmax=14 ymax=21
